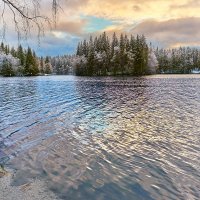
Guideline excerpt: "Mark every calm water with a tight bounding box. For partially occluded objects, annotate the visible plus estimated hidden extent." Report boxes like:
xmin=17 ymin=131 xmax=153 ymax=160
xmin=0 ymin=75 xmax=200 ymax=200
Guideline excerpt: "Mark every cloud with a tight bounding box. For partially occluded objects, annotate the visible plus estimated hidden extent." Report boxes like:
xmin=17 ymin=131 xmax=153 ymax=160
xmin=3 ymin=0 xmax=200 ymax=55
xmin=170 ymin=0 xmax=200 ymax=9
xmin=130 ymin=17 xmax=200 ymax=48
xmin=47 ymin=0 xmax=200 ymax=53
xmin=93 ymin=16 xmax=200 ymax=48
xmin=54 ymin=20 xmax=87 ymax=35
xmin=76 ymin=0 xmax=200 ymax=22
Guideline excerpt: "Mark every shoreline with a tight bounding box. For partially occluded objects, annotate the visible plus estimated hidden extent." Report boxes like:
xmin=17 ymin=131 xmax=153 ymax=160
xmin=0 ymin=167 xmax=59 ymax=200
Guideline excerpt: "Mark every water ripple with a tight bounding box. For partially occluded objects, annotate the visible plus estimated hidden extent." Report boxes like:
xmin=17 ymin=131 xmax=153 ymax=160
xmin=0 ymin=75 xmax=200 ymax=200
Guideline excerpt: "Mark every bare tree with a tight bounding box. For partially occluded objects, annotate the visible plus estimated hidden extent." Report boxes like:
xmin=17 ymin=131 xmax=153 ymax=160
xmin=0 ymin=0 xmax=59 ymax=40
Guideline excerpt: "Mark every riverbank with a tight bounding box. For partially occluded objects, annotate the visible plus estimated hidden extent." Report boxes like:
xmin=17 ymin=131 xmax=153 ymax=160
xmin=0 ymin=168 xmax=59 ymax=200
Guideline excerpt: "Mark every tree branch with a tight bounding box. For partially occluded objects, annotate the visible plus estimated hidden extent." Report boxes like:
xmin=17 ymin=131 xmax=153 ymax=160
xmin=0 ymin=0 xmax=59 ymax=40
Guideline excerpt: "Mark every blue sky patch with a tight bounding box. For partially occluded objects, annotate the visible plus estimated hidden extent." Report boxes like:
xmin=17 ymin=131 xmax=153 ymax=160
xmin=81 ymin=15 xmax=116 ymax=33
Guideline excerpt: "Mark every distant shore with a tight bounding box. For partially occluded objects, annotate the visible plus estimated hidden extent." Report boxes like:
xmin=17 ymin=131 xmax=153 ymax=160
xmin=1 ymin=72 xmax=200 ymax=78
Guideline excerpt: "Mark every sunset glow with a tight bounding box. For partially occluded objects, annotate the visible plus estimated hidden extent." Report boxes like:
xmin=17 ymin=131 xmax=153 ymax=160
xmin=5 ymin=0 xmax=200 ymax=55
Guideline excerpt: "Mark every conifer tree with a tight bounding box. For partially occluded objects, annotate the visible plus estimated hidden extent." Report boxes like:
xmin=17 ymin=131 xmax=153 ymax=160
xmin=25 ymin=47 xmax=39 ymax=76
xmin=40 ymin=57 xmax=45 ymax=74
xmin=0 ymin=42 xmax=4 ymax=52
xmin=44 ymin=56 xmax=52 ymax=74
xmin=17 ymin=45 xmax=25 ymax=67
xmin=74 ymin=32 xmax=153 ymax=76
xmin=87 ymin=36 xmax=95 ymax=75
xmin=10 ymin=47 xmax=16 ymax=57
xmin=1 ymin=59 xmax=15 ymax=77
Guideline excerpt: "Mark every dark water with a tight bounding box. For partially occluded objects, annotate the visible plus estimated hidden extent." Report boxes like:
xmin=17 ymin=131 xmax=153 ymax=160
xmin=0 ymin=75 xmax=200 ymax=200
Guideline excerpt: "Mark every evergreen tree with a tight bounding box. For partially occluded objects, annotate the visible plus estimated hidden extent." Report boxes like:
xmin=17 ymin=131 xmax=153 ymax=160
xmin=17 ymin=45 xmax=25 ymax=67
xmin=44 ymin=56 xmax=52 ymax=74
xmin=40 ymin=57 xmax=45 ymax=74
xmin=87 ymin=36 xmax=95 ymax=75
xmin=0 ymin=42 xmax=4 ymax=52
xmin=0 ymin=59 xmax=15 ymax=77
xmin=119 ymin=33 xmax=126 ymax=74
xmin=111 ymin=32 xmax=119 ymax=57
xmin=10 ymin=47 xmax=16 ymax=57
xmin=4 ymin=45 xmax=10 ymax=55
xmin=25 ymin=47 xmax=39 ymax=75
xmin=74 ymin=32 xmax=150 ymax=76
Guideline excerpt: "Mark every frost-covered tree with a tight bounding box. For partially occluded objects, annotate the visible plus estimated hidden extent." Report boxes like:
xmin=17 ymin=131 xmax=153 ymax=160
xmin=0 ymin=45 xmax=20 ymax=75
xmin=155 ymin=47 xmax=200 ymax=74
xmin=50 ymin=55 xmax=76 ymax=75
xmin=44 ymin=56 xmax=52 ymax=74
xmin=75 ymin=32 xmax=149 ymax=76
xmin=0 ymin=59 xmax=14 ymax=76
xmin=0 ymin=42 xmax=41 ymax=76
xmin=148 ymin=48 xmax=158 ymax=74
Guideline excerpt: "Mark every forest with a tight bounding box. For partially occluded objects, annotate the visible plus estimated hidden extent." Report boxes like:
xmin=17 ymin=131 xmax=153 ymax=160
xmin=1 ymin=32 xmax=200 ymax=76
xmin=155 ymin=47 xmax=200 ymax=73
xmin=75 ymin=32 xmax=156 ymax=76
xmin=74 ymin=32 xmax=200 ymax=75
xmin=0 ymin=43 xmax=52 ymax=76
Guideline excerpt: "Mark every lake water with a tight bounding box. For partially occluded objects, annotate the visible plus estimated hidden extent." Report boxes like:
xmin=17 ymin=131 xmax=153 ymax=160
xmin=0 ymin=75 xmax=200 ymax=200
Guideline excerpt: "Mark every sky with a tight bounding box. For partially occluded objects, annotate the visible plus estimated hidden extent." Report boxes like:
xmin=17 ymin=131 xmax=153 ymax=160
xmin=1 ymin=0 xmax=200 ymax=56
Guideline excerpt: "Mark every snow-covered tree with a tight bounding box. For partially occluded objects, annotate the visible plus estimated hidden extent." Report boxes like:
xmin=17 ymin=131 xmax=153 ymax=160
xmin=0 ymin=42 xmax=41 ymax=76
xmin=155 ymin=47 xmax=200 ymax=74
xmin=75 ymin=32 xmax=149 ymax=76
xmin=148 ymin=48 xmax=158 ymax=74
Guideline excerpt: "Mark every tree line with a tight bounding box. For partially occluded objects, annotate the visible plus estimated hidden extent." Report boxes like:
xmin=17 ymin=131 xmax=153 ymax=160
xmin=74 ymin=32 xmax=200 ymax=75
xmin=0 ymin=42 xmax=52 ymax=76
xmin=155 ymin=47 xmax=200 ymax=74
xmin=2 ymin=32 xmax=200 ymax=77
xmin=51 ymin=55 xmax=75 ymax=75
xmin=75 ymin=32 xmax=156 ymax=76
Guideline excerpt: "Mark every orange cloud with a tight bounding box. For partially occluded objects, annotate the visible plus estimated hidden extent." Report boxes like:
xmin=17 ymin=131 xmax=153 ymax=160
xmin=54 ymin=20 xmax=87 ymax=35
xmin=62 ymin=0 xmax=200 ymax=22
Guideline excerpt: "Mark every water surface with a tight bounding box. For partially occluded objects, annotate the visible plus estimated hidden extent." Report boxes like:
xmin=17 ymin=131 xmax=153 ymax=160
xmin=0 ymin=75 xmax=200 ymax=200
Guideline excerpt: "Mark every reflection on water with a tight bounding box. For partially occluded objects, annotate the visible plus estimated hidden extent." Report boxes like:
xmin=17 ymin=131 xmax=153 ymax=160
xmin=0 ymin=75 xmax=200 ymax=200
